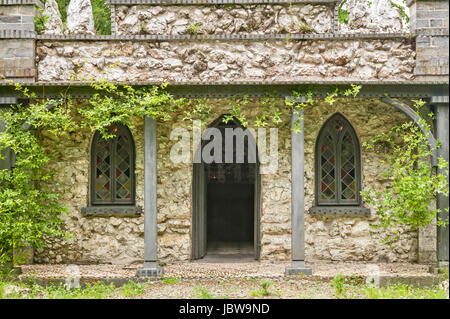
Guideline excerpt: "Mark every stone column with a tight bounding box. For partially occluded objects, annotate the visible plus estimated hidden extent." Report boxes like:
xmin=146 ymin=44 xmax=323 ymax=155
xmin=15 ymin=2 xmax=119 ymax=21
xmin=434 ymin=97 xmax=449 ymax=268
xmin=285 ymin=104 xmax=312 ymax=276
xmin=137 ymin=116 xmax=163 ymax=277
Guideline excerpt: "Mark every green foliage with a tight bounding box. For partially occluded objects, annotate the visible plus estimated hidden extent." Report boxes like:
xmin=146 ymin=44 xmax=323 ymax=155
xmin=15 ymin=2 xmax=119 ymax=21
xmin=223 ymin=96 xmax=250 ymax=127
xmin=187 ymin=23 xmax=201 ymax=35
xmin=193 ymin=286 xmax=227 ymax=299
xmin=250 ymin=279 xmax=273 ymax=297
xmin=32 ymin=281 xmax=116 ymax=299
xmin=391 ymin=0 xmax=410 ymax=24
xmin=55 ymin=0 xmax=68 ymax=23
xmin=91 ymin=0 xmax=111 ymax=35
xmin=162 ymin=276 xmax=180 ymax=285
xmin=361 ymin=283 xmax=449 ymax=299
xmin=34 ymin=6 xmax=48 ymax=35
xmin=361 ymin=99 xmax=449 ymax=245
xmin=0 ymin=84 xmax=74 ymax=264
xmin=79 ymin=80 xmax=181 ymax=138
xmin=331 ymin=272 xmax=346 ymax=296
xmin=120 ymin=281 xmax=146 ymax=297
xmin=337 ymin=0 xmax=349 ymax=25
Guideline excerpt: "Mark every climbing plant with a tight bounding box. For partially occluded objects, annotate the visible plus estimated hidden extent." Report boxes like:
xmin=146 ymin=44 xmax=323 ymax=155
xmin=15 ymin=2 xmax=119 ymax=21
xmin=361 ymin=99 xmax=449 ymax=245
xmin=0 ymin=84 xmax=74 ymax=265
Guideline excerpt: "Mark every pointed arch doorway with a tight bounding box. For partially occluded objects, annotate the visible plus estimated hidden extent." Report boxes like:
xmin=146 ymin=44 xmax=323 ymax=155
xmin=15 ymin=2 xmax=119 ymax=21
xmin=192 ymin=115 xmax=261 ymax=261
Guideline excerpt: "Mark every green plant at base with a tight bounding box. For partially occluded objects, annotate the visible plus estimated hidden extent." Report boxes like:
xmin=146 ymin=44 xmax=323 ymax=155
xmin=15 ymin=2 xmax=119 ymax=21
xmin=120 ymin=280 xmax=146 ymax=297
xmin=361 ymin=99 xmax=449 ymax=245
xmin=250 ymin=279 xmax=273 ymax=297
xmin=331 ymin=272 xmax=346 ymax=297
xmin=162 ymin=277 xmax=180 ymax=285
xmin=194 ymin=286 xmax=227 ymax=299
xmin=361 ymin=283 xmax=449 ymax=299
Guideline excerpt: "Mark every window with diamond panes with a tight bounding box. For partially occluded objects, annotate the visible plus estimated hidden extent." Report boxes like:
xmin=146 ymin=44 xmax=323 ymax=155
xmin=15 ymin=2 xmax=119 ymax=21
xmin=315 ymin=113 xmax=361 ymax=206
xmin=91 ymin=124 xmax=135 ymax=205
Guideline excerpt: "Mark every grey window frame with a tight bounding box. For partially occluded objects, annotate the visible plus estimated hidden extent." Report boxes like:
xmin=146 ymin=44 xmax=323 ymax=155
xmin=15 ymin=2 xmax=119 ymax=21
xmin=90 ymin=124 xmax=136 ymax=206
xmin=314 ymin=113 xmax=362 ymax=206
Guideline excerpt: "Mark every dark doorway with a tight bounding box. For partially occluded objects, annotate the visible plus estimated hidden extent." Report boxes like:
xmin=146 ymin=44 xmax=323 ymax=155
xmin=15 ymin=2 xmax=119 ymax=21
xmin=192 ymin=115 xmax=260 ymax=261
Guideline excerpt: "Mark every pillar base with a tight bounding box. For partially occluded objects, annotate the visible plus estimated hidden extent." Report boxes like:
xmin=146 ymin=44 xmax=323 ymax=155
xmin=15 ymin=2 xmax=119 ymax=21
xmin=285 ymin=261 xmax=312 ymax=276
xmin=136 ymin=262 xmax=163 ymax=277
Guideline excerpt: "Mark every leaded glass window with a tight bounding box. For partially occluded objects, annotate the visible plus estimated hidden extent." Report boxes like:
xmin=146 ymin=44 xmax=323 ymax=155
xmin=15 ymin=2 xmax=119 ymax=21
xmin=91 ymin=124 xmax=135 ymax=205
xmin=315 ymin=113 xmax=361 ymax=206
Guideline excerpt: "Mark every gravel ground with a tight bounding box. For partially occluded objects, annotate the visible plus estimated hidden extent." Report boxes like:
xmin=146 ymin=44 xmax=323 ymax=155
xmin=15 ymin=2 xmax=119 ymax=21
xmin=130 ymin=278 xmax=349 ymax=299
xmin=18 ymin=261 xmax=433 ymax=280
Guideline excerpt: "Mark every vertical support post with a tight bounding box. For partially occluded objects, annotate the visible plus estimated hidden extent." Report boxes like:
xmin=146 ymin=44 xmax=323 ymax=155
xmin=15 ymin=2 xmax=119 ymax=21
xmin=286 ymin=105 xmax=312 ymax=276
xmin=137 ymin=116 xmax=163 ymax=277
xmin=435 ymin=101 xmax=449 ymax=267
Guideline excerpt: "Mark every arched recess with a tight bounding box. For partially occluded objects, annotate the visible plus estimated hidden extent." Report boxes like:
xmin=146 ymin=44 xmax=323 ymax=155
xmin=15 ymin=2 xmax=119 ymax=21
xmin=380 ymin=97 xmax=438 ymax=166
xmin=192 ymin=115 xmax=261 ymax=260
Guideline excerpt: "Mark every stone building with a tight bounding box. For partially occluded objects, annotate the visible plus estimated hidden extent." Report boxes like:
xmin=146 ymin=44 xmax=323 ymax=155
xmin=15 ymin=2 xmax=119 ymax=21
xmin=0 ymin=0 xmax=448 ymax=276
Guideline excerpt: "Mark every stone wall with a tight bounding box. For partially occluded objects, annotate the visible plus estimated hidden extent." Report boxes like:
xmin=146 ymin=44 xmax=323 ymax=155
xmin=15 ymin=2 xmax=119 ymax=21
xmin=34 ymin=98 xmax=425 ymax=264
xmin=36 ymin=38 xmax=415 ymax=82
xmin=113 ymin=4 xmax=334 ymax=35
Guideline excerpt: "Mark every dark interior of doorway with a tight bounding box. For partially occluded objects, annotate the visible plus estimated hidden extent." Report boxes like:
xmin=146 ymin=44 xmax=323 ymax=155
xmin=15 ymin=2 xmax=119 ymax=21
xmin=205 ymin=182 xmax=255 ymax=261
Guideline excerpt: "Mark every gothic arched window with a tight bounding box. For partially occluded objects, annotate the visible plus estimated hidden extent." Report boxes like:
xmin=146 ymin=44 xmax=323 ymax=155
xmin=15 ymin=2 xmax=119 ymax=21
xmin=91 ymin=124 xmax=135 ymax=206
xmin=315 ymin=113 xmax=361 ymax=206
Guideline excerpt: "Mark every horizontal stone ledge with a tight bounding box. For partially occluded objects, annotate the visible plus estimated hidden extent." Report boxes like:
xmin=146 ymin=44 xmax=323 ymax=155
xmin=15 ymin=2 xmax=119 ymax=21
xmin=415 ymin=30 xmax=450 ymax=37
xmin=33 ymin=33 xmax=413 ymax=41
xmin=0 ymin=0 xmax=40 ymax=5
xmin=107 ymin=0 xmax=338 ymax=5
xmin=0 ymin=68 xmax=35 ymax=78
xmin=81 ymin=205 xmax=143 ymax=217
xmin=0 ymin=29 xmax=36 ymax=39
xmin=2 ymin=79 xmax=449 ymax=87
xmin=308 ymin=206 xmax=371 ymax=215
